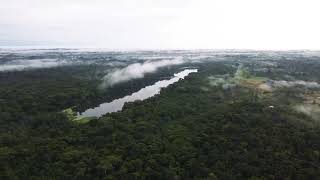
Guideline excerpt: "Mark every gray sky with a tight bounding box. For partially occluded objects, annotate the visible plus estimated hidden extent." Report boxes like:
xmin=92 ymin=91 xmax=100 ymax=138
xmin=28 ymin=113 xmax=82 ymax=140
xmin=0 ymin=0 xmax=319 ymax=49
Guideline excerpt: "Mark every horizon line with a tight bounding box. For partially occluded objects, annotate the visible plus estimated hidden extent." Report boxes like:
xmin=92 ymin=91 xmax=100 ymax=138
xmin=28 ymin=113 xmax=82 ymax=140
xmin=1 ymin=46 xmax=320 ymax=52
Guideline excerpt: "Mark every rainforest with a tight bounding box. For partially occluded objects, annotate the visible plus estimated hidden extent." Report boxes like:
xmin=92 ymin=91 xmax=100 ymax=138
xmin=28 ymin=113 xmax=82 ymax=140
xmin=1 ymin=49 xmax=320 ymax=179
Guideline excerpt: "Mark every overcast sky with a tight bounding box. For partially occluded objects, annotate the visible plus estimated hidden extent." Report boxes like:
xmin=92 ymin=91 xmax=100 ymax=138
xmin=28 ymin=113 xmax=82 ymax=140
xmin=0 ymin=0 xmax=319 ymax=49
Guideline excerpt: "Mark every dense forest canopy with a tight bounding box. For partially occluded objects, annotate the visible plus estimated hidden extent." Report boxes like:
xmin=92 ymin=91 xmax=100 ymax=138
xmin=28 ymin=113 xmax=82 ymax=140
xmin=0 ymin=50 xmax=320 ymax=179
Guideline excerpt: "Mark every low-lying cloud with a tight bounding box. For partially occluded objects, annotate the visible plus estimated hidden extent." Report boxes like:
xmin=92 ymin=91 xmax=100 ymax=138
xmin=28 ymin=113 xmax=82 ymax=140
xmin=272 ymin=80 xmax=320 ymax=89
xmin=294 ymin=104 xmax=320 ymax=121
xmin=101 ymin=57 xmax=184 ymax=87
xmin=207 ymin=74 xmax=237 ymax=90
xmin=0 ymin=59 xmax=68 ymax=71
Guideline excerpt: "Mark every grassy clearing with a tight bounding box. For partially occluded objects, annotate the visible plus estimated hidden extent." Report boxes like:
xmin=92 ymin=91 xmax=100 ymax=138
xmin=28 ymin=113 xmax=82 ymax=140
xmin=62 ymin=107 xmax=95 ymax=123
xmin=62 ymin=108 xmax=77 ymax=120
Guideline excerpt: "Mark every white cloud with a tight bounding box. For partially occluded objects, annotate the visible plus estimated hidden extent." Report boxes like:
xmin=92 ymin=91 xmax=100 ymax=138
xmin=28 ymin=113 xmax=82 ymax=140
xmin=0 ymin=59 xmax=67 ymax=71
xmin=102 ymin=57 xmax=184 ymax=86
xmin=294 ymin=104 xmax=320 ymax=121
xmin=272 ymin=80 xmax=320 ymax=89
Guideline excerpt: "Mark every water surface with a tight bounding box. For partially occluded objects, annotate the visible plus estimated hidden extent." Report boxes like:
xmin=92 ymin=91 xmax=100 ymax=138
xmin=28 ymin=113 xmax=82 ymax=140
xmin=78 ymin=69 xmax=197 ymax=118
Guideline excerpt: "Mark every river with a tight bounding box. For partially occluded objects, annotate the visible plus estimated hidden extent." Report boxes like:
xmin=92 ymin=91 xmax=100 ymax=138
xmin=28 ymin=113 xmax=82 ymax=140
xmin=77 ymin=69 xmax=197 ymax=118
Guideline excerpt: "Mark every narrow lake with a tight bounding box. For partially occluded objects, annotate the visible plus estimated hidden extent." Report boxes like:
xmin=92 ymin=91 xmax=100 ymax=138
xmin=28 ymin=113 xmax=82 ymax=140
xmin=77 ymin=69 xmax=198 ymax=118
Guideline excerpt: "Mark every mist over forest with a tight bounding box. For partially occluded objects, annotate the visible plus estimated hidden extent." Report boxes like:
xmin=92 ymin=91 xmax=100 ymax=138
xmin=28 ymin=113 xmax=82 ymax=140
xmin=1 ymin=49 xmax=320 ymax=179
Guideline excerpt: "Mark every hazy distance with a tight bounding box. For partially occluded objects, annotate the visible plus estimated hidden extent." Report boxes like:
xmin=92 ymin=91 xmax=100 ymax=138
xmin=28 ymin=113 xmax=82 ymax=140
xmin=1 ymin=0 xmax=319 ymax=50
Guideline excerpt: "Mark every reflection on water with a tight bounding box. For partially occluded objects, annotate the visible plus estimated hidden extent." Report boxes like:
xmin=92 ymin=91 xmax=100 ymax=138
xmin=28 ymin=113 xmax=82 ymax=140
xmin=78 ymin=69 xmax=198 ymax=118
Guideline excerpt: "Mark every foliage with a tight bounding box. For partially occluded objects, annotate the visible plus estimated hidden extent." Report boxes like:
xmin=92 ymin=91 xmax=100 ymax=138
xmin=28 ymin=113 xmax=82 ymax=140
xmin=1 ymin=57 xmax=320 ymax=179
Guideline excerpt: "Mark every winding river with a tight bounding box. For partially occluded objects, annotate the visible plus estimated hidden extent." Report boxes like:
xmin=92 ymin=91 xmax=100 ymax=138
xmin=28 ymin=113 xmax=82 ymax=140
xmin=77 ymin=69 xmax=197 ymax=118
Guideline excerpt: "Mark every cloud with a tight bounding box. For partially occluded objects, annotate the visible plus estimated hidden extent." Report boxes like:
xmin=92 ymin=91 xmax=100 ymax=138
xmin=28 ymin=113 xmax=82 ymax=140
xmin=0 ymin=59 xmax=68 ymax=71
xmin=272 ymin=80 xmax=320 ymax=89
xmin=294 ymin=104 xmax=320 ymax=121
xmin=256 ymin=80 xmax=320 ymax=92
xmin=207 ymin=74 xmax=236 ymax=90
xmin=258 ymin=83 xmax=273 ymax=92
xmin=101 ymin=57 xmax=184 ymax=86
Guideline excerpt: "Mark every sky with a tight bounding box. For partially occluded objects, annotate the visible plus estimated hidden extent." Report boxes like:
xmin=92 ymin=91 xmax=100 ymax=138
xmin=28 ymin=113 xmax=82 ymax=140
xmin=0 ymin=0 xmax=319 ymax=49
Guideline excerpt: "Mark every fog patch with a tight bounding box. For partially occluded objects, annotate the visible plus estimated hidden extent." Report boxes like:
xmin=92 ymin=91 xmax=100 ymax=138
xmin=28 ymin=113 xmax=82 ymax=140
xmin=0 ymin=59 xmax=68 ymax=71
xmin=137 ymin=56 xmax=176 ymax=60
xmin=208 ymin=74 xmax=236 ymax=90
xmin=272 ymin=80 xmax=320 ymax=89
xmin=101 ymin=57 xmax=184 ymax=87
xmin=208 ymin=76 xmax=227 ymax=86
xmin=105 ymin=61 xmax=127 ymax=67
xmin=294 ymin=104 xmax=320 ymax=121
xmin=258 ymin=83 xmax=273 ymax=92
xmin=222 ymin=83 xmax=237 ymax=90
xmin=200 ymin=86 xmax=210 ymax=92
xmin=259 ymin=61 xmax=277 ymax=67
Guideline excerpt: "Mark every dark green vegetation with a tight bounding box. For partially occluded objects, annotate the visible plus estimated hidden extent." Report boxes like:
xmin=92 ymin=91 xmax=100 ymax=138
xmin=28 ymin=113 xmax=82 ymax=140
xmin=1 ymin=50 xmax=320 ymax=179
